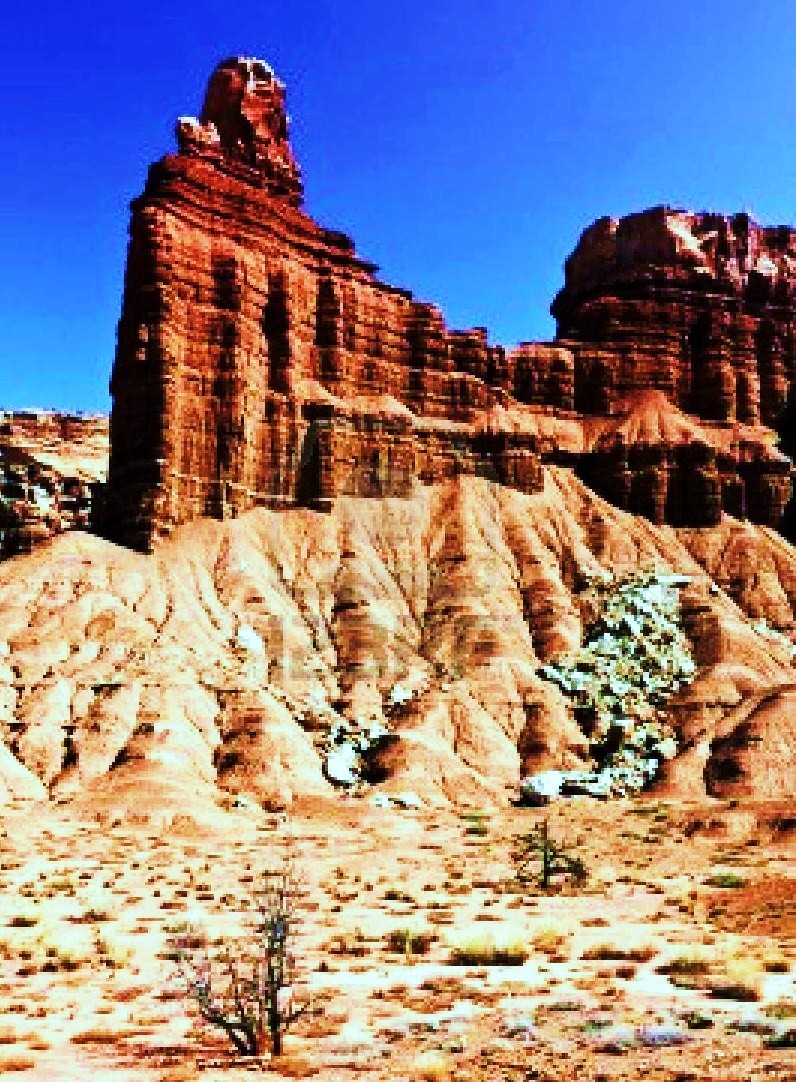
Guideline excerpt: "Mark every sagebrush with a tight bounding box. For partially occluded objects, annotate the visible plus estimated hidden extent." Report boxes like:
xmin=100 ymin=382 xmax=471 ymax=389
xmin=172 ymin=852 xmax=310 ymax=1057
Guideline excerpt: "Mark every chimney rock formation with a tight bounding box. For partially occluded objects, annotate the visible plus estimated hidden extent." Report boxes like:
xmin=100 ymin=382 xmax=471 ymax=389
xmin=105 ymin=59 xmax=794 ymax=551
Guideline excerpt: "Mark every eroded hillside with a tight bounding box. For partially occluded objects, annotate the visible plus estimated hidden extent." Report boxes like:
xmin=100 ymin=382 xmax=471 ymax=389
xmin=1 ymin=470 xmax=793 ymax=815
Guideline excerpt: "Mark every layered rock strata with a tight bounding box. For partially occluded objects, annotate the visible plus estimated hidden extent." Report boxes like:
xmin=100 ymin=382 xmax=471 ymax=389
xmin=104 ymin=58 xmax=793 ymax=552
xmin=553 ymin=209 xmax=795 ymax=530
xmin=106 ymin=58 xmax=564 ymax=550
xmin=2 ymin=473 xmax=795 ymax=810
xmin=0 ymin=411 xmax=107 ymax=558
xmin=553 ymin=207 xmax=796 ymax=427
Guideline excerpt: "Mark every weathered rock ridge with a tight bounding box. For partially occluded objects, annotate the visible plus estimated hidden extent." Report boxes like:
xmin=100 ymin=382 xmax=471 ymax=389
xmin=554 ymin=208 xmax=796 ymax=530
xmin=105 ymin=57 xmax=794 ymax=552
xmin=0 ymin=411 xmax=107 ymax=559
xmin=554 ymin=207 xmax=795 ymax=427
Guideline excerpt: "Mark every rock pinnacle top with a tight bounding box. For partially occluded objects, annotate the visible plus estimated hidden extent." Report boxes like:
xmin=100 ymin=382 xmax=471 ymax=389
xmin=175 ymin=55 xmax=303 ymax=204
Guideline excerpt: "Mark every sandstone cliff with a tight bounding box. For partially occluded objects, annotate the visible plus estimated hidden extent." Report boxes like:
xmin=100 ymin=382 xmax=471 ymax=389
xmin=105 ymin=58 xmax=557 ymax=551
xmin=553 ymin=207 xmax=795 ymax=428
xmin=104 ymin=58 xmax=794 ymax=552
xmin=2 ymin=57 xmax=795 ymax=813
xmin=553 ymin=208 xmax=796 ymax=532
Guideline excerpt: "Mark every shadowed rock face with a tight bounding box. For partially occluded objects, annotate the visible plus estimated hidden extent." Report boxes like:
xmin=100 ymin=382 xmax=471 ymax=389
xmin=104 ymin=57 xmax=794 ymax=554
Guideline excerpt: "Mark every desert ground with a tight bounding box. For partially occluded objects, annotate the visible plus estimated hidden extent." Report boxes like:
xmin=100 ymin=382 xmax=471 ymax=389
xmin=0 ymin=464 xmax=794 ymax=1079
xmin=0 ymin=793 xmax=793 ymax=1081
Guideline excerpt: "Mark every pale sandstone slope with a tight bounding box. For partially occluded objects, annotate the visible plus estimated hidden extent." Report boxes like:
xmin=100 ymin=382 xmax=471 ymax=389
xmin=0 ymin=471 xmax=793 ymax=815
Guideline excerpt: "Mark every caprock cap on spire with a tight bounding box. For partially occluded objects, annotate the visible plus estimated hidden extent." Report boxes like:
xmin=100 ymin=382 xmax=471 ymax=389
xmin=175 ymin=56 xmax=303 ymax=205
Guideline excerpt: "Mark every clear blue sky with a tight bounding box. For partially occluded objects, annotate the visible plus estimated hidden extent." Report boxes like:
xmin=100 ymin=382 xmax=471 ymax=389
xmin=3 ymin=0 xmax=796 ymax=413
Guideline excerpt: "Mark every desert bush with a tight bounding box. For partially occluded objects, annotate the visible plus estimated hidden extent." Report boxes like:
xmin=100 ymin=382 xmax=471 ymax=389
xmin=2 ymin=919 xmax=93 ymax=973
xmin=681 ymin=1009 xmax=714 ymax=1029
xmin=657 ymin=952 xmax=712 ymax=976
xmin=708 ymin=955 xmax=763 ymax=1001
xmin=95 ymin=931 xmax=133 ymax=969
xmin=665 ymin=951 xmax=764 ymax=1000
xmin=765 ymin=1028 xmax=796 ymax=1049
xmin=383 ymin=887 xmax=415 ymax=903
xmin=7 ymin=906 xmax=41 ymax=929
xmin=762 ymin=954 xmax=789 ymax=974
xmin=512 ymin=820 xmax=587 ymax=892
xmin=171 ymin=851 xmax=311 ymax=1057
xmin=708 ymin=981 xmax=761 ymax=1002
xmin=705 ymin=872 xmax=746 ymax=888
xmin=462 ymin=811 xmax=489 ymax=836
xmin=325 ymin=929 xmax=368 ymax=956
xmin=7 ymin=915 xmax=39 ymax=929
xmin=765 ymin=1000 xmax=796 ymax=1020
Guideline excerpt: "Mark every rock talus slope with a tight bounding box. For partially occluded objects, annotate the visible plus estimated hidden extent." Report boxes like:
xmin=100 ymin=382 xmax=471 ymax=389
xmin=1 ymin=472 xmax=794 ymax=814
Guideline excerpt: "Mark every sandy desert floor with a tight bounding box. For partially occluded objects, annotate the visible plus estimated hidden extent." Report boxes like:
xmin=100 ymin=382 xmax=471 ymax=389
xmin=0 ymin=794 xmax=793 ymax=1081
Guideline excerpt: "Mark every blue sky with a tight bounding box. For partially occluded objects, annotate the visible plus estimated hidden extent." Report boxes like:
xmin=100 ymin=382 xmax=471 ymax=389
xmin=3 ymin=0 xmax=796 ymax=413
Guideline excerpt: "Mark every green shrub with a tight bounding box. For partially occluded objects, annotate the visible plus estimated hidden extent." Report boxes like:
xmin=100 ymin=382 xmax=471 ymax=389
xmin=513 ymin=820 xmax=587 ymax=892
xmin=705 ymin=873 xmax=746 ymax=889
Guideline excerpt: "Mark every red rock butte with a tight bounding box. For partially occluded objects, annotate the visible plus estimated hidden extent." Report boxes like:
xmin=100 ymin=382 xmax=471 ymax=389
xmin=105 ymin=57 xmax=795 ymax=550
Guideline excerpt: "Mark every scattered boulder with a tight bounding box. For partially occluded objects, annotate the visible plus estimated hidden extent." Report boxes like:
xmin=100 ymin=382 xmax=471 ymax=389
xmin=524 ymin=569 xmax=695 ymax=800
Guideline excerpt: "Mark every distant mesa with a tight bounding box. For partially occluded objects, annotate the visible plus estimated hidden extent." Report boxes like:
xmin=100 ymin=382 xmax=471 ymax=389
xmin=0 ymin=411 xmax=107 ymax=559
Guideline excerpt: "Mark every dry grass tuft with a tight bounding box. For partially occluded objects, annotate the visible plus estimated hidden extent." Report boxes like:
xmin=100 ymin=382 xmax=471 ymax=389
xmin=581 ymin=942 xmax=657 ymax=962
xmin=531 ymin=924 xmax=569 ymax=956
xmin=447 ymin=929 xmax=528 ymax=966
xmin=385 ymin=926 xmax=435 ymax=956
xmin=411 ymin=1048 xmax=454 ymax=1081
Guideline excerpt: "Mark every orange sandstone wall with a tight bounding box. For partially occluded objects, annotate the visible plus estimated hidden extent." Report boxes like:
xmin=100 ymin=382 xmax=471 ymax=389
xmin=104 ymin=58 xmax=793 ymax=551
xmin=106 ymin=58 xmax=562 ymax=549
xmin=553 ymin=207 xmax=796 ymax=425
